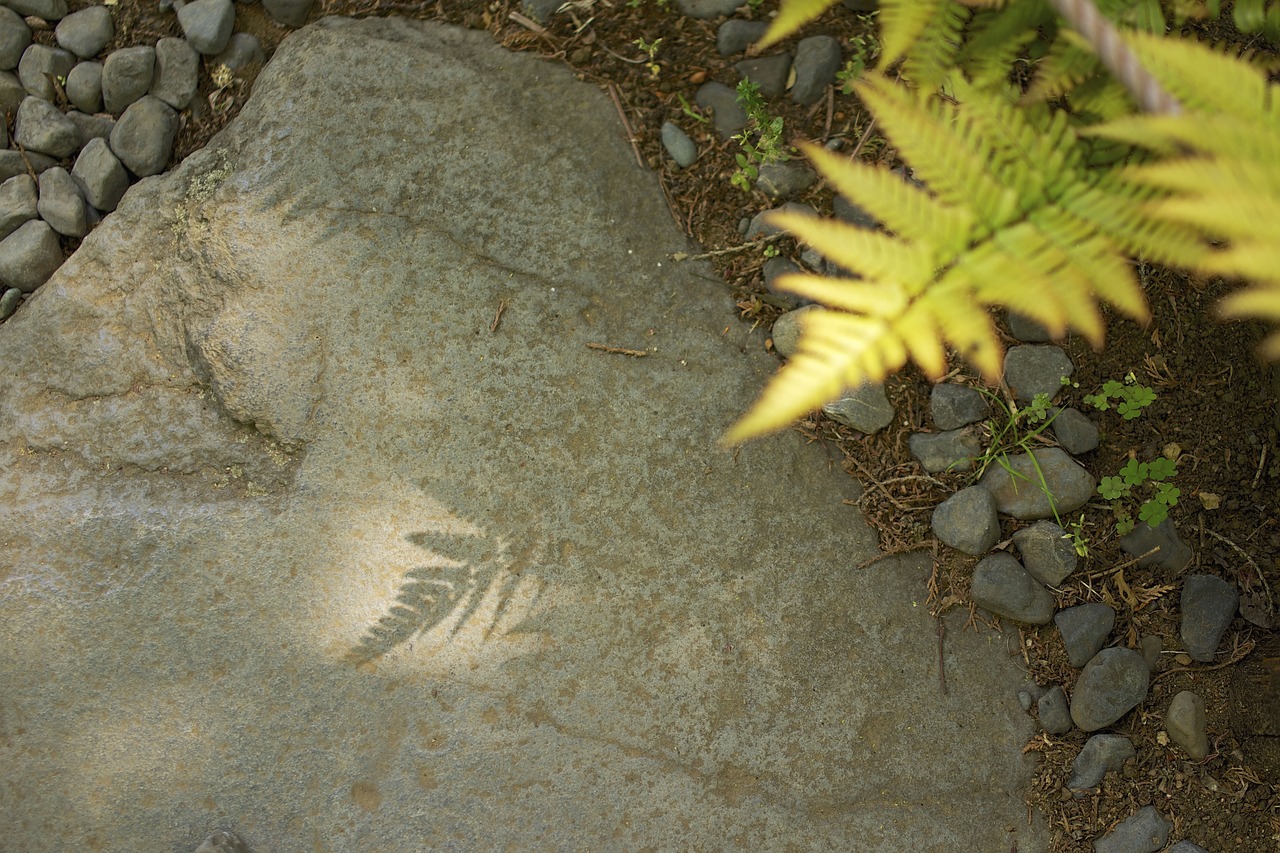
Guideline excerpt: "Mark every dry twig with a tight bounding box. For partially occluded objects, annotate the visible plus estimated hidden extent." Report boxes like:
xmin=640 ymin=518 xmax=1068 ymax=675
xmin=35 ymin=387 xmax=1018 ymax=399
xmin=586 ymin=342 xmax=648 ymax=357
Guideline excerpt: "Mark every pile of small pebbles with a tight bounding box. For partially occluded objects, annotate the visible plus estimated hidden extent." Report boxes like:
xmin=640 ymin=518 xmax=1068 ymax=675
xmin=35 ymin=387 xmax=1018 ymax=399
xmin=0 ymin=0 xmax=306 ymax=319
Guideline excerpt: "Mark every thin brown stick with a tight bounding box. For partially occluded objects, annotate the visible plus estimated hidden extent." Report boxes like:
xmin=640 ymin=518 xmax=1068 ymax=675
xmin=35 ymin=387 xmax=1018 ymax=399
xmin=847 ymin=117 xmax=878 ymax=162
xmin=1048 ymin=0 xmax=1181 ymax=115
xmin=1153 ymin=638 xmax=1256 ymax=683
xmin=671 ymin=234 xmax=783 ymax=262
xmin=1252 ymin=443 xmax=1268 ymax=490
xmin=507 ymin=10 xmax=547 ymax=34
xmin=586 ymin=342 xmax=648 ymax=357
xmin=844 ymin=452 xmax=915 ymax=511
xmin=606 ymin=82 xmax=645 ymax=168
xmin=490 ymin=299 xmax=509 ymax=333
xmin=1204 ymin=528 xmax=1274 ymax=614
xmin=1083 ymin=546 xmax=1161 ymax=580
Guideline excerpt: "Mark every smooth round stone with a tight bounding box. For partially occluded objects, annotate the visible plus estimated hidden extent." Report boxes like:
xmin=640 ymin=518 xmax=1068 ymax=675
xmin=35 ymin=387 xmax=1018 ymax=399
xmin=71 ymin=136 xmax=128 ymax=211
xmin=65 ymin=60 xmax=103 ymax=113
xmin=769 ymin=304 xmax=816 ymax=358
xmin=659 ymin=120 xmax=696 ymax=169
xmin=4 ymin=0 xmax=68 ymax=20
xmin=791 ymin=35 xmax=841 ymax=105
xmin=1180 ymin=574 xmax=1239 ymax=662
xmin=109 ymin=94 xmax=177 ymax=177
xmin=909 ymin=429 xmax=981 ymax=473
xmin=821 ymin=382 xmax=893 ymax=435
xmin=1070 ymin=647 xmax=1149 ymax=731
xmin=0 ymin=172 xmax=37 ymax=240
xmin=931 ymin=383 xmax=987 ymax=430
xmin=694 ymin=80 xmax=746 ymax=138
xmin=674 ymin=0 xmax=742 ymax=18
xmin=931 ymin=485 xmax=999 ymax=556
xmin=970 ymin=552 xmax=1056 ymax=625
xmin=54 ymin=5 xmax=113 ymax=58
xmin=735 ymin=53 xmax=792 ymax=99
xmin=1054 ymin=603 xmax=1115 ymax=668
xmin=1067 ymin=733 xmax=1135 ymax=789
xmin=716 ymin=19 xmax=766 ymax=56
xmin=262 ymin=0 xmax=314 ymax=27
xmin=17 ymin=43 xmax=75 ymax=101
xmin=0 ymin=6 xmax=31 ymax=71
xmin=101 ymin=45 xmax=155 ymax=115
xmin=1049 ymin=406 xmax=1098 ymax=454
xmin=177 ymin=0 xmax=235 ymax=55
xmin=0 ymin=285 xmax=21 ymax=319
xmin=14 ymin=95 xmax=80 ymax=158
xmin=150 ymin=37 xmax=199 ymax=110
xmin=755 ymin=161 xmax=816 ymax=200
xmin=1166 ymin=690 xmax=1208 ymax=760
xmin=1003 ymin=344 xmax=1074 ymax=402
xmin=0 ymin=219 xmax=64 ymax=292
xmin=1037 ymin=685 xmax=1071 ymax=734
xmin=979 ymin=447 xmax=1095 ymax=519
xmin=211 ymin=32 xmax=264 ymax=71
xmin=1012 ymin=520 xmax=1077 ymax=586
xmin=36 ymin=165 xmax=87 ymax=237
xmin=1093 ymin=806 xmax=1171 ymax=853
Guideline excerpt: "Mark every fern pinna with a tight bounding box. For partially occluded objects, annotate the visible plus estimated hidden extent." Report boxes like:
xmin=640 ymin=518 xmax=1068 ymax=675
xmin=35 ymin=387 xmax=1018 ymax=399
xmin=726 ymin=70 xmax=1203 ymax=441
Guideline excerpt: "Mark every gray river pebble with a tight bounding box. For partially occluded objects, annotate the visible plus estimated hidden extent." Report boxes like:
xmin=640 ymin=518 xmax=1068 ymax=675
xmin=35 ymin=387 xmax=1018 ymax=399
xmin=1004 ymin=344 xmax=1073 ymax=402
xmin=0 ymin=6 xmax=30 ymax=71
xmin=0 ymin=219 xmax=63 ymax=292
xmin=102 ymin=45 xmax=155 ymax=115
xmin=1093 ymin=805 xmax=1171 ymax=853
xmin=791 ymin=35 xmax=841 ymax=105
xmin=821 ymin=382 xmax=893 ymax=434
xmin=932 ymin=486 xmax=999 ymax=556
xmin=66 ymin=60 xmax=103 ymax=113
xmin=1013 ymin=520 xmax=1077 ymax=586
xmin=37 ymin=166 xmax=87 ymax=237
xmin=1180 ymin=574 xmax=1238 ymax=662
xmin=1055 ymin=603 xmax=1115 ymax=669
xmin=150 ymin=37 xmax=199 ymax=110
xmin=931 ymin=383 xmax=987 ymax=430
xmin=55 ymin=5 xmax=113 ymax=58
xmin=1070 ymin=647 xmax=1149 ymax=731
xmin=0 ymin=172 xmax=36 ymax=240
xmin=970 ymin=552 xmax=1056 ymax=625
xmin=1068 ymin=733 xmax=1134 ymax=789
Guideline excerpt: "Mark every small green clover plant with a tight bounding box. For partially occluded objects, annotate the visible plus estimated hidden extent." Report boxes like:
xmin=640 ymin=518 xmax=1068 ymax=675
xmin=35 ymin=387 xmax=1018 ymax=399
xmin=835 ymin=14 xmax=881 ymax=93
xmin=731 ymin=80 xmax=787 ymax=192
xmin=1098 ymin=456 xmax=1180 ymax=534
xmin=1082 ymin=372 xmax=1156 ymax=420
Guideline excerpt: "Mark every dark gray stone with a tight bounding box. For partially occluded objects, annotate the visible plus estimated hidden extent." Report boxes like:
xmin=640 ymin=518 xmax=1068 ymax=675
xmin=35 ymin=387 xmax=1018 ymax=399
xmin=519 ymin=0 xmax=557 ymax=24
xmin=0 ymin=149 xmax=54 ymax=182
xmin=762 ymin=256 xmax=801 ymax=308
xmin=0 ymin=172 xmax=36 ymax=240
xmin=694 ymin=80 xmax=747 ymax=138
xmin=1037 ymin=685 xmax=1071 ymax=734
xmin=716 ymin=19 xmax=766 ymax=56
xmin=735 ymin=54 xmax=791 ymax=99
xmin=1140 ymin=635 xmax=1162 ymax=672
xmin=746 ymin=201 xmax=815 ymax=240
xmin=1180 ymin=574 xmax=1238 ymax=663
xmin=109 ymin=95 xmax=177 ymax=177
xmin=970 ymin=552 xmax=1056 ymax=625
xmin=769 ymin=303 xmax=815 ymax=358
xmin=36 ymin=165 xmax=86 ymax=237
xmin=71 ymin=136 xmax=128 ymax=211
xmin=791 ymin=35 xmax=841 ymax=105
xmin=1119 ymin=520 xmax=1192 ymax=573
xmin=674 ymin=0 xmax=743 ymax=18
xmin=833 ymin=194 xmax=877 ymax=229
xmin=931 ymin=383 xmax=987 ymax=430
xmin=213 ymin=32 xmax=265 ymax=70
xmin=0 ymin=68 xmax=23 ymax=114
xmin=755 ymin=161 xmax=815 ymax=200
xmin=54 ymin=5 xmax=113 ymax=58
xmin=0 ymin=284 xmax=20 ymax=319
xmin=1093 ymin=806 xmax=1171 ymax=853
xmin=909 ymin=428 xmax=981 ymax=473
xmin=1167 ymin=843 xmax=1210 ymax=853
xmin=64 ymin=109 xmax=114 ymax=147
xmin=1050 ymin=406 xmax=1098 ymax=454
xmin=1004 ymin=344 xmax=1073 ymax=403
xmin=660 ymin=121 xmax=696 ymax=169
xmin=843 ymin=0 xmax=878 ymax=12
xmin=1012 ymin=520 xmax=1077 ymax=586
xmin=1055 ymin=603 xmax=1115 ymax=668
xmin=1070 ymin=647 xmax=1149 ymax=731
xmin=102 ymin=45 xmax=155 ymax=115
xmin=3 ymin=0 xmax=67 ymax=20
xmin=979 ymin=447 xmax=1095 ymax=519
xmin=0 ymin=6 xmax=30 ymax=71
xmin=150 ymin=38 xmax=199 ymax=110
xmin=1067 ymin=734 xmax=1134 ymax=789
xmin=17 ymin=44 xmax=75 ymax=101
xmin=1166 ymin=690 xmax=1208 ymax=760
xmin=0 ymin=219 xmax=62 ymax=292
xmin=177 ymin=0 xmax=235 ymax=55
xmin=264 ymin=0 xmax=314 ymax=26
xmin=1007 ymin=310 xmax=1052 ymax=342
xmin=14 ymin=96 xmax=80 ymax=158
xmin=822 ymin=382 xmax=893 ymax=435
xmin=65 ymin=60 xmax=102 ymax=113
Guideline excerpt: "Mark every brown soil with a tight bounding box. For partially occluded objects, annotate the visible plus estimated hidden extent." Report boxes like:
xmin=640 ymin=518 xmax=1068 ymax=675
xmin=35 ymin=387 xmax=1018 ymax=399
xmin=32 ymin=0 xmax=1280 ymax=848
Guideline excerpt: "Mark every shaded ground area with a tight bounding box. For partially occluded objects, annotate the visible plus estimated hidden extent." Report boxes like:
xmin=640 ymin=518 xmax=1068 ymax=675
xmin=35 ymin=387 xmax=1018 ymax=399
xmin=23 ymin=0 xmax=1280 ymax=848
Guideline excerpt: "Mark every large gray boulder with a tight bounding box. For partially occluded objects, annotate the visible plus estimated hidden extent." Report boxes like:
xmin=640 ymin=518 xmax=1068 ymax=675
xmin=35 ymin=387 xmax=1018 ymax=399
xmin=0 ymin=19 xmax=1047 ymax=853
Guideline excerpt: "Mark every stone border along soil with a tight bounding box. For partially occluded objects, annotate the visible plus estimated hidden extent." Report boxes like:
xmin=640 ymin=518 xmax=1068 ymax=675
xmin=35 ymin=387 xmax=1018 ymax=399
xmin=0 ymin=0 xmax=1236 ymax=850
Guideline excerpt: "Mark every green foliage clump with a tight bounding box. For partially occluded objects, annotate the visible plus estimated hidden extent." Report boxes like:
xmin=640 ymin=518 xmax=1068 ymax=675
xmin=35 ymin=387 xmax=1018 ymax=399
xmin=731 ymin=80 xmax=787 ymax=193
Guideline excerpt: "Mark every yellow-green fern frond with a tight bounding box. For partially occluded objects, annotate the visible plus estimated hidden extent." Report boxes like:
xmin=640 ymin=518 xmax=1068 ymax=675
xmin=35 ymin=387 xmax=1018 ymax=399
xmin=961 ymin=0 xmax=1054 ymax=91
xmin=1089 ymin=34 xmax=1280 ymax=355
xmin=726 ymin=73 xmax=1160 ymax=442
xmin=756 ymin=0 xmax=840 ymax=50
xmin=877 ymin=0 xmax=952 ymax=69
xmin=900 ymin=0 xmax=970 ymax=92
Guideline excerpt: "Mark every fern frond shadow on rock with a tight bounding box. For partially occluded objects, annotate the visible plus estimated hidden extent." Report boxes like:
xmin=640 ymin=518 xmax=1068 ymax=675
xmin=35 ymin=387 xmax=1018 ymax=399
xmin=346 ymin=530 xmax=526 ymax=665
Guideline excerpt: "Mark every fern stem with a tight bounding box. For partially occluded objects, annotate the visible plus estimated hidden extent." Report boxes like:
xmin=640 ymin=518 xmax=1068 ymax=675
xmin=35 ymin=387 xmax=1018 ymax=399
xmin=1048 ymin=0 xmax=1181 ymax=115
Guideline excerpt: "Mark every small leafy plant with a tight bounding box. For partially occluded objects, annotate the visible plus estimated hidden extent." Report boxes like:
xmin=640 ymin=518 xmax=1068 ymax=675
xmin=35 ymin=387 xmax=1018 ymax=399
xmin=1082 ymin=372 xmax=1156 ymax=420
xmin=835 ymin=15 xmax=881 ymax=94
xmin=731 ymin=80 xmax=787 ymax=192
xmin=1098 ymin=456 xmax=1180 ymax=534
xmin=633 ymin=37 xmax=663 ymax=78
xmin=972 ymin=389 xmax=1066 ymax=521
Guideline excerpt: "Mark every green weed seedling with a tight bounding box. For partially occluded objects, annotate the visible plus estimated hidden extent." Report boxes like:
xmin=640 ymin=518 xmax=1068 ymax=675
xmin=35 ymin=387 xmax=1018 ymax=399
xmin=1098 ymin=456 xmax=1179 ymax=535
xmin=973 ymin=389 xmax=1066 ymax=523
xmin=677 ymin=93 xmax=710 ymax=125
xmin=731 ymin=80 xmax=787 ymax=192
xmin=835 ymin=14 xmax=881 ymax=94
xmin=633 ymin=37 xmax=663 ymax=78
xmin=1082 ymin=372 xmax=1156 ymax=420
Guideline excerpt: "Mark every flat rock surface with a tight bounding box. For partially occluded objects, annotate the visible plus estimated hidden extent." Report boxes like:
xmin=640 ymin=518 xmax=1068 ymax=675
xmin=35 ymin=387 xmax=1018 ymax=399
xmin=0 ymin=18 xmax=1045 ymax=852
